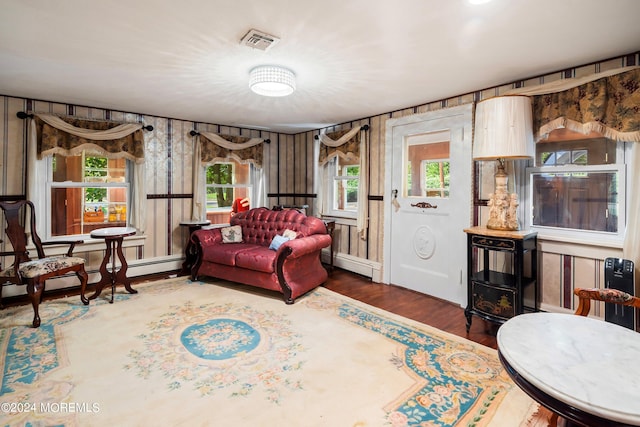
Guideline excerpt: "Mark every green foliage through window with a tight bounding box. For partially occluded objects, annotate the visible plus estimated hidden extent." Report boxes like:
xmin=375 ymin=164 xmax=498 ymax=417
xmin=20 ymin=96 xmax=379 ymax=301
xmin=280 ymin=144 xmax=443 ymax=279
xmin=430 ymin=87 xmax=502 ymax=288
xmin=206 ymin=163 xmax=234 ymax=208
xmin=84 ymin=157 xmax=108 ymax=202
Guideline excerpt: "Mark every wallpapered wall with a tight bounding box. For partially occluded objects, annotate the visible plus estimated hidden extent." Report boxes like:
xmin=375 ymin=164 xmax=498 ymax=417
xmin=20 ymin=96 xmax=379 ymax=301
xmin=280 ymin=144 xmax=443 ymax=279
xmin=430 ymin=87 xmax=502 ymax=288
xmin=304 ymin=52 xmax=638 ymax=314
xmin=0 ymin=51 xmax=638 ymax=312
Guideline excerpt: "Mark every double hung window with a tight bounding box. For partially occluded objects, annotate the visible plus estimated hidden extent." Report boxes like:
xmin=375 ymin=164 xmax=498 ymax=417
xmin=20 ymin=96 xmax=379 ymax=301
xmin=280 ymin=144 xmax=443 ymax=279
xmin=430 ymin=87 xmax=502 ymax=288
xmin=326 ymin=156 xmax=359 ymax=218
xmin=205 ymin=159 xmax=253 ymax=224
xmin=47 ymin=152 xmax=130 ymax=238
xmin=527 ymin=129 xmax=625 ymax=240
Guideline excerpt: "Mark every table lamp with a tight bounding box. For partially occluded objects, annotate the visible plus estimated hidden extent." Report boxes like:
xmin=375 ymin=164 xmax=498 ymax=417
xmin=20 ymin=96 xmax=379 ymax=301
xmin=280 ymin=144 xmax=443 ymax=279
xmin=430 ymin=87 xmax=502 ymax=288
xmin=473 ymin=95 xmax=534 ymax=231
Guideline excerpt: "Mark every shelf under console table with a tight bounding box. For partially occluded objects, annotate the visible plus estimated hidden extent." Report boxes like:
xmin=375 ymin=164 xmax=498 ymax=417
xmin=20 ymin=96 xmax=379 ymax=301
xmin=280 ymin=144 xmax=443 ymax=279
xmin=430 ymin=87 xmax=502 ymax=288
xmin=464 ymin=226 xmax=538 ymax=332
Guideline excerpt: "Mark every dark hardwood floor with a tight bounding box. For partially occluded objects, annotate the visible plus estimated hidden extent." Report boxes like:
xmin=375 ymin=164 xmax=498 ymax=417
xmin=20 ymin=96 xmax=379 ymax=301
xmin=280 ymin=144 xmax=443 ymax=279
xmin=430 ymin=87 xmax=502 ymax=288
xmin=323 ymin=268 xmax=499 ymax=349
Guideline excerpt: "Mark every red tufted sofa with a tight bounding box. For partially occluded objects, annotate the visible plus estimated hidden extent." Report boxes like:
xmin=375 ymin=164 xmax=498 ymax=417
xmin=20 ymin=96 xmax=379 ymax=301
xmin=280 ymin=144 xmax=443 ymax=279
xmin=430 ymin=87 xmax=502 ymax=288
xmin=191 ymin=207 xmax=332 ymax=304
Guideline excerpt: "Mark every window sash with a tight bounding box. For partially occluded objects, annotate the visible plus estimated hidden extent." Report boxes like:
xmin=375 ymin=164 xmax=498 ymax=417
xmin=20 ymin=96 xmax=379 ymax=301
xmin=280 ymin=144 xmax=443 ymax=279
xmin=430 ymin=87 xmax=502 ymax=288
xmin=204 ymin=163 xmax=254 ymax=215
xmin=527 ymin=163 xmax=625 ymax=240
xmin=45 ymin=154 xmax=131 ymax=239
xmin=325 ymin=157 xmax=359 ymax=218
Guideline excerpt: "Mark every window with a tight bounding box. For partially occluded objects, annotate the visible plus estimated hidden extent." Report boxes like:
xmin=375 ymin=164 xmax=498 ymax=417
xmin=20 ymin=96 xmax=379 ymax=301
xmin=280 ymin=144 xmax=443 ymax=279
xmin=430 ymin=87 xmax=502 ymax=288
xmin=326 ymin=156 xmax=359 ymax=217
xmin=406 ymin=137 xmax=450 ymax=198
xmin=527 ymin=129 xmax=625 ymax=240
xmin=205 ymin=159 xmax=253 ymax=224
xmin=47 ymin=152 xmax=130 ymax=238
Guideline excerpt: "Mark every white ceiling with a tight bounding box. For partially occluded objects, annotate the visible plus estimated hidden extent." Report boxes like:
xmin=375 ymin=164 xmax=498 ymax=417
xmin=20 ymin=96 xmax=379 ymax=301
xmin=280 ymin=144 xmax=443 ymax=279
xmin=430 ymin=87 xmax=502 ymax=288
xmin=1 ymin=0 xmax=639 ymax=134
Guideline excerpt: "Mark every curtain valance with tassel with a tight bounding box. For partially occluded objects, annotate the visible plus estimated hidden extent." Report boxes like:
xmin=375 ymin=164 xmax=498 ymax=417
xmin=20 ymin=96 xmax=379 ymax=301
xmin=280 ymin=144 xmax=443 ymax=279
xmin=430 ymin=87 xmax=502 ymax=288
xmin=318 ymin=126 xmax=362 ymax=166
xmin=317 ymin=125 xmax=368 ymax=240
xmin=198 ymin=131 xmax=264 ymax=167
xmin=25 ymin=113 xmax=148 ymax=233
xmin=506 ymin=66 xmax=640 ymax=283
xmin=35 ymin=114 xmax=145 ymax=163
xmin=533 ymin=68 xmax=640 ymax=142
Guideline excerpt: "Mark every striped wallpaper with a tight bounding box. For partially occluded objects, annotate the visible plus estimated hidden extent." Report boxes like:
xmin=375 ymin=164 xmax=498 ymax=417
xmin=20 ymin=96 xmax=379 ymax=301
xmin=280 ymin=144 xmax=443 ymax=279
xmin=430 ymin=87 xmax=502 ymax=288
xmin=0 ymin=51 xmax=637 ymax=311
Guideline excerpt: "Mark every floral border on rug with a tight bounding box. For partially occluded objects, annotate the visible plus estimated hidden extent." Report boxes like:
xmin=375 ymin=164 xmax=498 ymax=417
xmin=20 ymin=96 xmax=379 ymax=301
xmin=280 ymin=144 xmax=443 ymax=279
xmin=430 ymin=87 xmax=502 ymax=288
xmin=304 ymin=290 xmax=515 ymax=427
xmin=0 ymin=298 xmax=98 ymax=426
xmin=0 ymin=302 xmax=91 ymax=395
xmin=124 ymin=300 xmax=305 ymax=404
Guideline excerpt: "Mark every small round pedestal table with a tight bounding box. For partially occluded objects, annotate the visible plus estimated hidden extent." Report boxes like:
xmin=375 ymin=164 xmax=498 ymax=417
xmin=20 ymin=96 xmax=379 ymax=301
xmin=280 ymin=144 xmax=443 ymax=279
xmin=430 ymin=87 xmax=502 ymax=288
xmin=87 ymin=226 xmax=138 ymax=304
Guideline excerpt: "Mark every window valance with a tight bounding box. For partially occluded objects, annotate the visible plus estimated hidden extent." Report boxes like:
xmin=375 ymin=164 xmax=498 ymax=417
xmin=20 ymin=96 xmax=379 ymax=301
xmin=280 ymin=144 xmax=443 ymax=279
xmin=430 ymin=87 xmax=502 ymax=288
xmin=316 ymin=125 xmax=369 ymax=240
xmin=533 ymin=68 xmax=640 ymax=142
xmin=505 ymin=66 xmax=640 ymax=282
xmin=198 ymin=131 xmax=264 ymax=167
xmin=318 ymin=126 xmax=362 ymax=166
xmin=25 ymin=113 xmax=147 ymax=234
xmin=34 ymin=114 xmax=145 ymax=163
xmin=503 ymin=67 xmax=640 ymax=142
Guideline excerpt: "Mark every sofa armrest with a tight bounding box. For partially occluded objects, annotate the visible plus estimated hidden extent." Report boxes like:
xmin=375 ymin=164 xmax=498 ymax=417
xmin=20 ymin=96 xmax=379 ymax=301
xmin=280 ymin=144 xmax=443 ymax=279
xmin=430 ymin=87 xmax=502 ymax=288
xmin=277 ymin=234 xmax=331 ymax=260
xmin=192 ymin=228 xmax=223 ymax=249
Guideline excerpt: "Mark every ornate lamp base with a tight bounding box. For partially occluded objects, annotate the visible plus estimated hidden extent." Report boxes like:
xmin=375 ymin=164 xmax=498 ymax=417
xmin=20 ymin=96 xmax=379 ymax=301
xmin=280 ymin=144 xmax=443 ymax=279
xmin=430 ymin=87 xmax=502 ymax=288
xmin=486 ymin=161 xmax=520 ymax=231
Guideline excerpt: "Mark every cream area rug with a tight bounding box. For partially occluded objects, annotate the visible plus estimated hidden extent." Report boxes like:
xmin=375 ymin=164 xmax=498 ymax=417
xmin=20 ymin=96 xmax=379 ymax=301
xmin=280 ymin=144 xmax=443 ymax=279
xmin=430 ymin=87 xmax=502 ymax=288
xmin=0 ymin=277 xmax=538 ymax=426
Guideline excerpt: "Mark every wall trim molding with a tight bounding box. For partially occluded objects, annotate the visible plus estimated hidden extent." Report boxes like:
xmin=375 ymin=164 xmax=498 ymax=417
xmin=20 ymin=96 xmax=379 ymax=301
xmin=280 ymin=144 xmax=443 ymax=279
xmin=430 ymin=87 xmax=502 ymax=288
xmin=322 ymin=250 xmax=382 ymax=282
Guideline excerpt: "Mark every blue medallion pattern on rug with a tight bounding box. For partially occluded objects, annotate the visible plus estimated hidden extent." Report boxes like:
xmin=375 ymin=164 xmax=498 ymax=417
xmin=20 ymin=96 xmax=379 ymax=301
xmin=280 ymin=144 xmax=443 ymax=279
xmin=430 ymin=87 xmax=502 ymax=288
xmin=125 ymin=301 xmax=304 ymax=404
xmin=181 ymin=319 xmax=260 ymax=360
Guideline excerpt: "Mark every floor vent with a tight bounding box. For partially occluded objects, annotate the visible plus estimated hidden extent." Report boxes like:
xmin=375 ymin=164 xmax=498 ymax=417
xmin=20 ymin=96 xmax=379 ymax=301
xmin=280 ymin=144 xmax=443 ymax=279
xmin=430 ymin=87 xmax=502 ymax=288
xmin=240 ymin=29 xmax=280 ymax=51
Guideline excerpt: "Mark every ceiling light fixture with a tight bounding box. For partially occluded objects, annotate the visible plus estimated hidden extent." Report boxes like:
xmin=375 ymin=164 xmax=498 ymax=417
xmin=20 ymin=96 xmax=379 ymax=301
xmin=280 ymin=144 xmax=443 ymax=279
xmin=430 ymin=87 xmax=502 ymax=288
xmin=249 ymin=65 xmax=296 ymax=97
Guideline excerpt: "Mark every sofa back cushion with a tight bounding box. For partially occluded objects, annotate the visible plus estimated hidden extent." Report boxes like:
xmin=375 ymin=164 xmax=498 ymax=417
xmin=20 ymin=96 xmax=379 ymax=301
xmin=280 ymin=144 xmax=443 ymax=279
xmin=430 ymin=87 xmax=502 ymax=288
xmin=230 ymin=207 xmax=327 ymax=247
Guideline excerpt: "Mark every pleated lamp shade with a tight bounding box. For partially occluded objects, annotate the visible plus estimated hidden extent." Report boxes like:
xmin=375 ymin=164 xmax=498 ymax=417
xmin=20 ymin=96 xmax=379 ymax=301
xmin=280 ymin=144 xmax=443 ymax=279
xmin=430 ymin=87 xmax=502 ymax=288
xmin=473 ymin=95 xmax=534 ymax=160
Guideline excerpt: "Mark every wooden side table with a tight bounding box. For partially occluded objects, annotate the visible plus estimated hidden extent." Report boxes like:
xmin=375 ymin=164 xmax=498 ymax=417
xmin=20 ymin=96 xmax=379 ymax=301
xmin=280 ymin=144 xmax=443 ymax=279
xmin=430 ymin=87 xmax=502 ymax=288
xmin=86 ymin=226 xmax=137 ymax=304
xmin=463 ymin=226 xmax=538 ymax=331
xmin=324 ymin=220 xmax=335 ymax=273
xmin=179 ymin=220 xmax=211 ymax=276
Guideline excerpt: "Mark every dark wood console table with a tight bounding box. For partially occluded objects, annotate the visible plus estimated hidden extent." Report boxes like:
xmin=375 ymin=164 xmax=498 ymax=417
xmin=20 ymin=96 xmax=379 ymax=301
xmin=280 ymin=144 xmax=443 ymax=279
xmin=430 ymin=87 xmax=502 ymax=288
xmin=324 ymin=220 xmax=335 ymax=273
xmin=178 ymin=220 xmax=211 ymax=276
xmin=464 ymin=226 xmax=538 ymax=331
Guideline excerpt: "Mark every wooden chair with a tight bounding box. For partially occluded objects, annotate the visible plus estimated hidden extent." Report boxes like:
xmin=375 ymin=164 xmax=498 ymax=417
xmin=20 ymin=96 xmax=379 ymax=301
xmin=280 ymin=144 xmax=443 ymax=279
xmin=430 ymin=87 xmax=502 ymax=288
xmin=574 ymin=287 xmax=640 ymax=317
xmin=0 ymin=200 xmax=89 ymax=327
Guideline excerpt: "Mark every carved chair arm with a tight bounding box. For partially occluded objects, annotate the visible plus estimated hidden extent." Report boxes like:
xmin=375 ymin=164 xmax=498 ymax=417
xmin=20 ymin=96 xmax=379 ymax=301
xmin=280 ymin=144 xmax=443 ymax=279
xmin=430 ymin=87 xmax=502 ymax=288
xmin=574 ymin=287 xmax=640 ymax=317
xmin=41 ymin=240 xmax=85 ymax=257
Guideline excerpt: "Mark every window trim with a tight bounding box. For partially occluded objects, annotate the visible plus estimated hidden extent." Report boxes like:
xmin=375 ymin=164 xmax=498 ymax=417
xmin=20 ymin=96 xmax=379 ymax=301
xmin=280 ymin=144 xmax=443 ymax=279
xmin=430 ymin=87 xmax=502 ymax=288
xmin=419 ymin=158 xmax=450 ymax=198
xmin=44 ymin=155 xmax=131 ymax=240
xmin=526 ymin=163 xmax=626 ymax=244
xmin=204 ymin=161 xmax=254 ymax=214
xmin=325 ymin=156 xmax=359 ymax=219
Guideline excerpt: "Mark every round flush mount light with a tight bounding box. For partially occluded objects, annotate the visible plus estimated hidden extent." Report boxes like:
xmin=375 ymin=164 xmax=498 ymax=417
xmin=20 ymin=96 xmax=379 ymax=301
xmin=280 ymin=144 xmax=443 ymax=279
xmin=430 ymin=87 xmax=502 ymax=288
xmin=249 ymin=65 xmax=296 ymax=97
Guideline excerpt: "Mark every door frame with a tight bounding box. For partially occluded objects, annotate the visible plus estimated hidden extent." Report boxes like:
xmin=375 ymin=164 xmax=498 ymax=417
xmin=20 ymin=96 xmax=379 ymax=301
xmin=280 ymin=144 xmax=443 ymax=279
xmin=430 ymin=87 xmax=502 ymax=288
xmin=382 ymin=104 xmax=474 ymax=291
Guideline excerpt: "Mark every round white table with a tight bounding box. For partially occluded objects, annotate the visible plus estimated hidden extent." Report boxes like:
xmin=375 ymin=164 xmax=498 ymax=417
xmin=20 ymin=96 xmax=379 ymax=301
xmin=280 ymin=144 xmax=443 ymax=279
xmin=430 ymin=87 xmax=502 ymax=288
xmin=87 ymin=226 xmax=138 ymax=303
xmin=497 ymin=312 xmax=640 ymax=426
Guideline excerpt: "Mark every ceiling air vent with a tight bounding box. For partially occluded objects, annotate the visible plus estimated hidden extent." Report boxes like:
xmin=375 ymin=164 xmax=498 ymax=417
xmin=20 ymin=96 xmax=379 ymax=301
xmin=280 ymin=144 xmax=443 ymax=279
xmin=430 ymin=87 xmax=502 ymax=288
xmin=240 ymin=29 xmax=280 ymax=51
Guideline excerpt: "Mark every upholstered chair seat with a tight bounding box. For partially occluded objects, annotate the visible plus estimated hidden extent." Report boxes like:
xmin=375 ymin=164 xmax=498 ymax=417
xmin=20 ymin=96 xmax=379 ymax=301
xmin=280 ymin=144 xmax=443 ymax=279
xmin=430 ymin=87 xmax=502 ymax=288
xmin=0 ymin=200 xmax=89 ymax=328
xmin=1 ymin=256 xmax=86 ymax=279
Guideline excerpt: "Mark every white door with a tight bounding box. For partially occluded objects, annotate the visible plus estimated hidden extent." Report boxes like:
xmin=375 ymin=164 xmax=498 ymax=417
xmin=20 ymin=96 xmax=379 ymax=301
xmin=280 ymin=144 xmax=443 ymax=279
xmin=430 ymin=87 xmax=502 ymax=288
xmin=383 ymin=104 xmax=473 ymax=306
